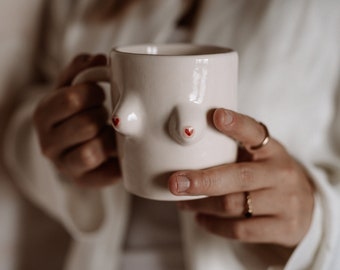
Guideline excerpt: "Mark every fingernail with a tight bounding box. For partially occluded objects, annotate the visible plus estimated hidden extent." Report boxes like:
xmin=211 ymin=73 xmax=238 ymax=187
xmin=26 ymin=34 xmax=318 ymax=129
xmin=176 ymin=175 xmax=190 ymax=193
xmin=222 ymin=110 xmax=233 ymax=126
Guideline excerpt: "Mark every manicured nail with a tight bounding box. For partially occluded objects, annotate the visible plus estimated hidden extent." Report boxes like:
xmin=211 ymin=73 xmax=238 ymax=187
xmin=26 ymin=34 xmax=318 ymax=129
xmin=176 ymin=175 xmax=190 ymax=193
xmin=222 ymin=109 xmax=233 ymax=126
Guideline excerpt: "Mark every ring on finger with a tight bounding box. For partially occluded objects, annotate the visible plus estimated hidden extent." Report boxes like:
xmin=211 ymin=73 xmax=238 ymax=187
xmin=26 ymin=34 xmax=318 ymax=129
xmin=250 ymin=122 xmax=270 ymax=150
xmin=244 ymin=191 xmax=253 ymax=218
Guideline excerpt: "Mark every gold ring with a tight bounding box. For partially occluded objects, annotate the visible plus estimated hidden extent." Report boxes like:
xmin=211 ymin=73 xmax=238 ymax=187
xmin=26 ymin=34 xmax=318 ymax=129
xmin=244 ymin=191 xmax=253 ymax=218
xmin=250 ymin=122 xmax=270 ymax=150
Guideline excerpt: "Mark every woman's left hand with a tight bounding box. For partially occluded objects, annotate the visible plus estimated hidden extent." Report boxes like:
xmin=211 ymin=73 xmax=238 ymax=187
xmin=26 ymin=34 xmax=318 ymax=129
xmin=168 ymin=108 xmax=314 ymax=247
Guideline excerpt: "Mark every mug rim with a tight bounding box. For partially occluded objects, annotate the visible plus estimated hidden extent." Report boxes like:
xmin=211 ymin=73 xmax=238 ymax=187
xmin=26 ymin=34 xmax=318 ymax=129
xmin=112 ymin=43 xmax=234 ymax=57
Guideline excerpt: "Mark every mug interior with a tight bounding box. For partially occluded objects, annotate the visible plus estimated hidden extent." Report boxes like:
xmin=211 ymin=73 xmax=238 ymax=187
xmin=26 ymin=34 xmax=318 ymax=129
xmin=114 ymin=43 xmax=232 ymax=56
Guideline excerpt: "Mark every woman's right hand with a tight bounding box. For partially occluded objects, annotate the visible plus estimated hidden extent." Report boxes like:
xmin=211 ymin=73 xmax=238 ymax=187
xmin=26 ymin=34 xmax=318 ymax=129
xmin=33 ymin=54 xmax=121 ymax=187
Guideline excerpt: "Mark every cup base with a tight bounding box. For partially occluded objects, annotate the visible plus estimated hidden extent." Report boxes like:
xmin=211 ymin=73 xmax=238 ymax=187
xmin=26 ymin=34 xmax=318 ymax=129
xmin=124 ymin=179 xmax=206 ymax=201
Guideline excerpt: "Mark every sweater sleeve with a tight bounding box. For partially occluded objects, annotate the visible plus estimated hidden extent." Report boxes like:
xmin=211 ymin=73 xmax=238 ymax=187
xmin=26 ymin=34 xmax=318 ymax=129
xmin=285 ymin=78 xmax=340 ymax=269
xmin=0 ymin=0 xmax=130 ymax=242
xmin=284 ymin=163 xmax=340 ymax=270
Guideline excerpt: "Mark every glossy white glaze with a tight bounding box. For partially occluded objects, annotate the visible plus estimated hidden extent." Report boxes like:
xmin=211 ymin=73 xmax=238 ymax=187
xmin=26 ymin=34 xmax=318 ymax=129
xmin=75 ymin=44 xmax=238 ymax=200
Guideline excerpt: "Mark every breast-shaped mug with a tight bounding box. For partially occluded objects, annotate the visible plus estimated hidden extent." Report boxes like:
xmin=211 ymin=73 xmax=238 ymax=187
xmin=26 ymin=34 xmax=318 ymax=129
xmin=73 ymin=43 xmax=238 ymax=201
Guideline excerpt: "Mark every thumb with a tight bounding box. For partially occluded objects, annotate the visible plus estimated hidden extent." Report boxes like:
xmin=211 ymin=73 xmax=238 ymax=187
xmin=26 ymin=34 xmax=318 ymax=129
xmin=213 ymin=108 xmax=274 ymax=156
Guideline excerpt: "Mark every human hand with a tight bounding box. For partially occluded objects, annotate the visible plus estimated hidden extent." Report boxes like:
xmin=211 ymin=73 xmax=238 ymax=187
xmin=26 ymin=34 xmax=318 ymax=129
xmin=168 ymin=108 xmax=314 ymax=247
xmin=34 ymin=54 xmax=121 ymax=187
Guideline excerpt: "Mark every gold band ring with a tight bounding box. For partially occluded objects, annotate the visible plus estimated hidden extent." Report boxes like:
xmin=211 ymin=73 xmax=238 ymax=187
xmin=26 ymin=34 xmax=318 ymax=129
xmin=250 ymin=122 xmax=270 ymax=150
xmin=244 ymin=191 xmax=253 ymax=218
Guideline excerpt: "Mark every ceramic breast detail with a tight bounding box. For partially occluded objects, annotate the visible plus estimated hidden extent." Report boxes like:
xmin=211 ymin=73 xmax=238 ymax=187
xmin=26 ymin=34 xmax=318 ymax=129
xmin=111 ymin=93 xmax=145 ymax=137
xmin=111 ymin=95 xmax=206 ymax=145
xmin=168 ymin=102 xmax=206 ymax=145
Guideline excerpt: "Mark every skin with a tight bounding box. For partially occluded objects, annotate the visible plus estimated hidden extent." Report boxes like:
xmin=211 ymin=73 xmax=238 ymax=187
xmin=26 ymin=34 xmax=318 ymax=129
xmin=34 ymin=54 xmax=121 ymax=187
xmin=168 ymin=109 xmax=315 ymax=247
xmin=34 ymin=54 xmax=315 ymax=248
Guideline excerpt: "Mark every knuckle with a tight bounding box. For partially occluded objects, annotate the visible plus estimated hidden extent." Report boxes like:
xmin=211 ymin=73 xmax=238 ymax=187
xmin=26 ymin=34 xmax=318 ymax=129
xmin=238 ymin=164 xmax=254 ymax=189
xmin=63 ymin=84 xmax=105 ymax=112
xmin=279 ymin=162 xmax=301 ymax=187
xmin=63 ymin=90 xmax=82 ymax=111
xmin=78 ymin=146 xmax=101 ymax=168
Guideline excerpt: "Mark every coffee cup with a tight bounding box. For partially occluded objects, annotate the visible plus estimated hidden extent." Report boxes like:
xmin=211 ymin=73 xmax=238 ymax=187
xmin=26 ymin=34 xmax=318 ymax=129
xmin=73 ymin=43 xmax=238 ymax=201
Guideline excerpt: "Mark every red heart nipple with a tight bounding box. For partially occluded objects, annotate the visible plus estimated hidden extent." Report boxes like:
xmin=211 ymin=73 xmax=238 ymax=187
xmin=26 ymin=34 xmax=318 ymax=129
xmin=112 ymin=116 xmax=120 ymax=127
xmin=184 ymin=127 xmax=194 ymax=137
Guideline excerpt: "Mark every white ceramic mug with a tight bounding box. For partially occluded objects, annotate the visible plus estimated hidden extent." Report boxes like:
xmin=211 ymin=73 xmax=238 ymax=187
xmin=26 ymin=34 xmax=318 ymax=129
xmin=73 ymin=43 xmax=238 ymax=201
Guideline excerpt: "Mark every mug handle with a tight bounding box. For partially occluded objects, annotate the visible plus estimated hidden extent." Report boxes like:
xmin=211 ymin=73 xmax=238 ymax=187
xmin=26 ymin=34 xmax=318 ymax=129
xmin=72 ymin=66 xmax=110 ymax=85
xmin=72 ymin=66 xmax=121 ymax=129
xmin=72 ymin=65 xmax=146 ymax=137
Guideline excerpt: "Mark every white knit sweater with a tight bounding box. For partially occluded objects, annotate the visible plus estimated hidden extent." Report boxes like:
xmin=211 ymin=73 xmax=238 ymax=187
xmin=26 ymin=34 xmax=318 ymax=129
xmin=1 ymin=0 xmax=340 ymax=269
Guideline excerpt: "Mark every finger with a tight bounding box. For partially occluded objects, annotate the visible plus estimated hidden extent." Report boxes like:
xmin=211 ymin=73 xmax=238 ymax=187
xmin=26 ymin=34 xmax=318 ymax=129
xmin=57 ymin=54 xmax=107 ymax=88
xmin=34 ymin=83 xmax=105 ymax=131
xmin=60 ymin=125 xmax=117 ymax=177
xmin=169 ymin=162 xmax=276 ymax=196
xmin=178 ymin=189 xmax=281 ymax=217
xmin=74 ymin=158 xmax=121 ymax=188
xmin=196 ymin=214 xmax=298 ymax=247
xmin=213 ymin=108 xmax=279 ymax=156
xmin=42 ymin=107 xmax=108 ymax=159
xmin=179 ymin=194 xmax=245 ymax=217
